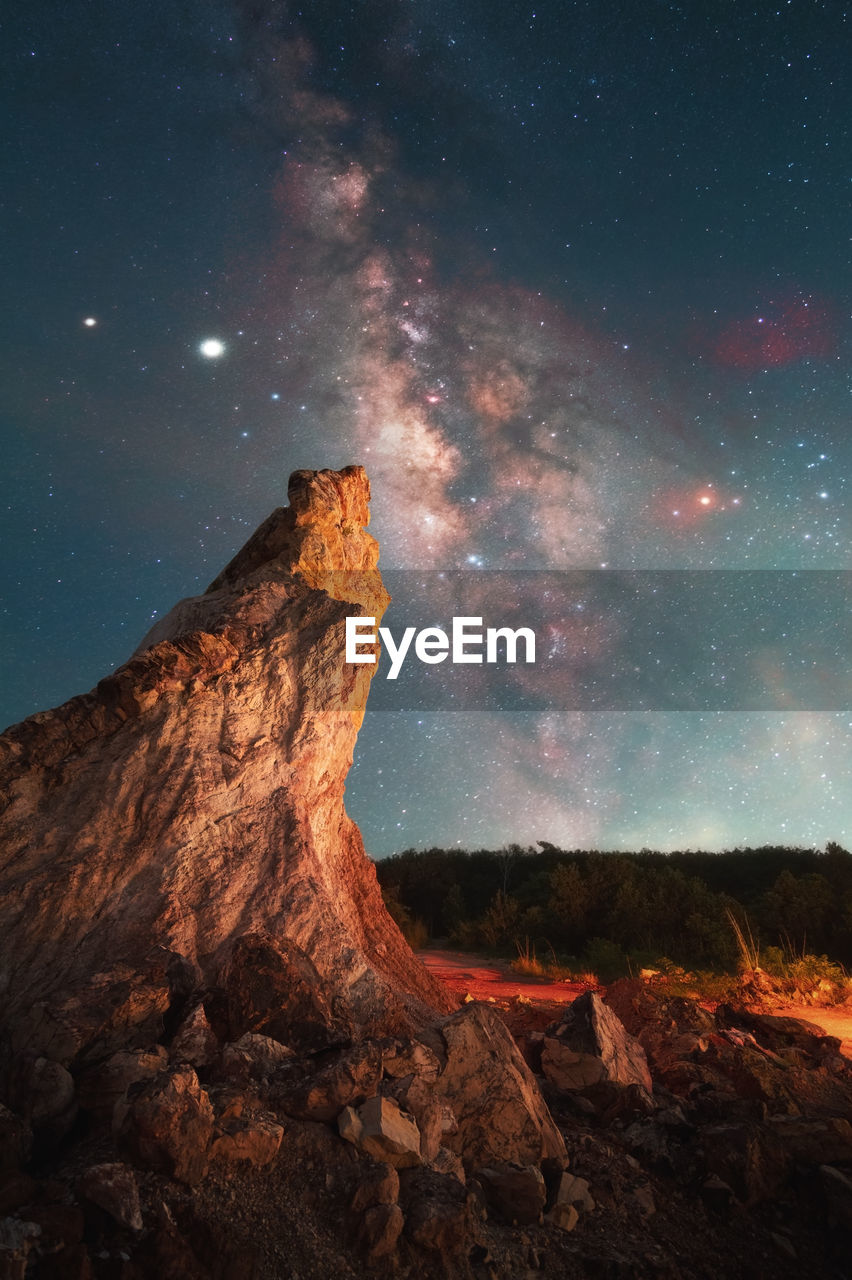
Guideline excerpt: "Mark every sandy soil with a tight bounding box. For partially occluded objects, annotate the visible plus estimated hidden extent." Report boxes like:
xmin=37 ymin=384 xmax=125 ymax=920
xmin=419 ymin=947 xmax=852 ymax=1056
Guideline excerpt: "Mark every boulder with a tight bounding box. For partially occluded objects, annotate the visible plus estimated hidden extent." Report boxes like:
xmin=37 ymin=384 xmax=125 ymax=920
xmin=350 ymin=1161 xmax=400 ymax=1212
xmin=169 ymin=1004 xmax=219 ymax=1070
xmin=432 ymin=1003 xmax=566 ymax=1171
xmin=220 ymin=1033 xmax=294 ymax=1084
xmin=75 ymin=1047 xmax=169 ymax=1123
xmin=545 ymin=1201 xmax=578 ymax=1233
xmin=78 ymin=1162 xmax=143 ymax=1231
xmin=699 ymin=1122 xmax=790 ymax=1205
xmin=542 ymin=992 xmax=653 ymax=1098
xmin=477 ymin=1163 xmax=547 ymax=1224
xmin=209 ymin=1113 xmax=284 ymax=1167
xmin=114 ymin=1065 xmax=214 ymax=1186
xmin=222 ymin=933 xmax=349 ymax=1052
xmin=766 ymin=1116 xmax=852 ymax=1166
xmin=270 ymin=1042 xmax=382 ymax=1122
xmin=400 ymin=1168 xmax=475 ymax=1263
xmin=339 ymin=1096 xmax=422 ymax=1168
xmin=5 ymin=1056 xmax=77 ymax=1146
xmin=381 ymin=1039 xmax=442 ymax=1082
xmin=5 ymin=959 xmax=173 ymax=1068
xmin=357 ymin=1203 xmax=404 ymax=1261
xmin=551 ymin=1171 xmax=595 ymax=1215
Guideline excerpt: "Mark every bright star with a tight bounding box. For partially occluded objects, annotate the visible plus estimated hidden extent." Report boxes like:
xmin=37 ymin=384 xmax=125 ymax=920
xmin=83 ymin=317 xmax=97 ymax=328
xmin=199 ymin=338 xmax=225 ymax=359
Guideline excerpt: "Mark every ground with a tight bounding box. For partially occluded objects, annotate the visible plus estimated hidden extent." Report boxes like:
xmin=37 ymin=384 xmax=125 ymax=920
xmin=418 ymin=947 xmax=852 ymax=1056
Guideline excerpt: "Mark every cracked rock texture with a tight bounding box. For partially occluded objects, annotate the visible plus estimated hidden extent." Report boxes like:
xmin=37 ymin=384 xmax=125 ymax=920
xmin=0 ymin=466 xmax=453 ymax=1064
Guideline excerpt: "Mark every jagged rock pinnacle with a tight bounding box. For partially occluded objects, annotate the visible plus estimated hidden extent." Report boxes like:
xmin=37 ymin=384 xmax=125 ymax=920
xmin=0 ymin=466 xmax=453 ymax=1066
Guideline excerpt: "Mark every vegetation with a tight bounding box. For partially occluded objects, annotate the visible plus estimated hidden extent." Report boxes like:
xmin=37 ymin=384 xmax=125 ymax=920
xmin=374 ymin=841 xmax=852 ymax=990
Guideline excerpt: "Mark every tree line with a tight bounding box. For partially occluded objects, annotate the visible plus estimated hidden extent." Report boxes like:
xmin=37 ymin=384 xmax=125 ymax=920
xmin=374 ymin=842 xmax=852 ymax=976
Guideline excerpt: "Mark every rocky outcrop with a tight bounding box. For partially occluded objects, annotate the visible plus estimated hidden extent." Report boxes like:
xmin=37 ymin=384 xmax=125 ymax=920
xmin=0 ymin=466 xmax=453 ymax=1065
xmin=541 ymin=991 xmax=653 ymax=1100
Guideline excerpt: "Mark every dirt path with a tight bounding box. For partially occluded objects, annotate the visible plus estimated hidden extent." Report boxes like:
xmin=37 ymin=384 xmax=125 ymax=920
xmin=419 ymin=948 xmax=852 ymax=1056
xmin=418 ymin=947 xmax=591 ymax=1004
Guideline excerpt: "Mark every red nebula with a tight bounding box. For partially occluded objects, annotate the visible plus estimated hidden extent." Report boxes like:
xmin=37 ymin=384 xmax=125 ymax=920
xmin=714 ymin=295 xmax=834 ymax=370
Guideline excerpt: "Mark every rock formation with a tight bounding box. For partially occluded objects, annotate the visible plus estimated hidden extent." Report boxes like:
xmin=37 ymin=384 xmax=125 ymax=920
xmin=0 ymin=465 xmax=453 ymax=1065
xmin=3 ymin=465 xmax=850 ymax=1278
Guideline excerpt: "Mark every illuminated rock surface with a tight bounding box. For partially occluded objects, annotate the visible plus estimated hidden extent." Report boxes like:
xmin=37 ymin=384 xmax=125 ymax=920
xmin=0 ymin=466 xmax=452 ymax=1064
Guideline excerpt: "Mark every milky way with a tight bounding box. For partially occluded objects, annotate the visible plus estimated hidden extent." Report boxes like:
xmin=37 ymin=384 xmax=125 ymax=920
xmin=1 ymin=0 xmax=850 ymax=854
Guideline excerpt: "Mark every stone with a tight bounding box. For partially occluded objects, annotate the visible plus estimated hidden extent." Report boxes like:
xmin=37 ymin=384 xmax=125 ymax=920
xmin=358 ymin=1203 xmax=404 ymax=1261
xmin=432 ymin=1003 xmax=566 ymax=1171
xmin=551 ymin=1172 xmax=595 ymax=1215
xmin=545 ymin=1202 xmax=579 ymax=1233
xmin=5 ymin=1056 xmax=77 ymax=1146
xmin=400 ymin=1168 xmax=474 ymax=1263
xmin=5 ymin=959 xmax=173 ymax=1068
xmin=383 ymin=1072 xmax=458 ymax=1161
xmin=699 ymin=1123 xmax=789 ymax=1205
xmin=0 ymin=467 xmax=454 ymax=1065
xmin=209 ymin=1113 xmax=284 ymax=1167
xmin=114 ymin=1065 xmax=214 ymax=1186
xmin=220 ymin=1033 xmax=294 ymax=1083
xmin=350 ymin=1162 xmax=400 ymax=1213
xmin=75 ymin=1047 xmax=169 ymax=1123
xmin=477 ymin=1163 xmax=547 ymax=1224
xmin=170 ymin=1003 xmax=218 ymax=1070
xmin=412 ymin=1096 xmax=458 ymax=1163
xmin=78 ymin=1162 xmax=143 ymax=1231
xmin=716 ymin=1006 xmax=840 ymax=1060
xmin=427 ymin=1147 xmax=466 ymax=1183
xmin=381 ymin=1039 xmax=442 ymax=1081
xmin=766 ymin=1116 xmax=852 ymax=1166
xmin=338 ymin=1096 xmax=422 ymax=1168
xmin=223 ymin=932 xmax=349 ymax=1052
xmin=271 ymin=1042 xmax=382 ymax=1122
xmin=542 ymin=992 xmax=653 ymax=1098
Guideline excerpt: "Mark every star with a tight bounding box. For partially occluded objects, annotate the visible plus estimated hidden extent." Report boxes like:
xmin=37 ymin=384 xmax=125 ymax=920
xmin=199 ymin=338 xmax=225 ymax=359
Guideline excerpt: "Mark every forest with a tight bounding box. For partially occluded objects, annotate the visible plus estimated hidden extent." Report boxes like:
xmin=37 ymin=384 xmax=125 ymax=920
xmin=375 ymin=842 xmax=852 ymax=983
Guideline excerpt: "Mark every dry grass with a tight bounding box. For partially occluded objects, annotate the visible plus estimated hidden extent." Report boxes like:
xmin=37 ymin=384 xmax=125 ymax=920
xmin=726 ymin=907 xmax=760 ymax=972
xmin=510 ymin=937 xmax=584 ymax=983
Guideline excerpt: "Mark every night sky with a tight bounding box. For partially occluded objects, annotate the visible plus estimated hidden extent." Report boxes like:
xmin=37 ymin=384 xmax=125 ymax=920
xmin=2 ymin=0 xmax=850 ymax=855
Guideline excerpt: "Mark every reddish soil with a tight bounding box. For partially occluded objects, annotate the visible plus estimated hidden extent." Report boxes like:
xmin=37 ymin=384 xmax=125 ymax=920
xmin=418 ymin=947 xmax=592 ymax=1004
xmin=420 ymin=947 xmax=852 ymax=1057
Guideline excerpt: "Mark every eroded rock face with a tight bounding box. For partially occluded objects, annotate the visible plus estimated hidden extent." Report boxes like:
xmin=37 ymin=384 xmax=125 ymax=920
xmin=0 ymin=466 xmax=453 ymax=1064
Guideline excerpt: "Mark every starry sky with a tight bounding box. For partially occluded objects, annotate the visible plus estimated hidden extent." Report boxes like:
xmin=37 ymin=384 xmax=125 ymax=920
xmin=2 ymin=0 xmax=850 ymax=855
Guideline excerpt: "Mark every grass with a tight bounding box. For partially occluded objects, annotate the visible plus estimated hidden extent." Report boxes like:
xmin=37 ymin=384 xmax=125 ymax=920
xmin=510 ymin=937 xmax=577 ymax=982
xmin=726 ymin=906 xmax=760 ymax=971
